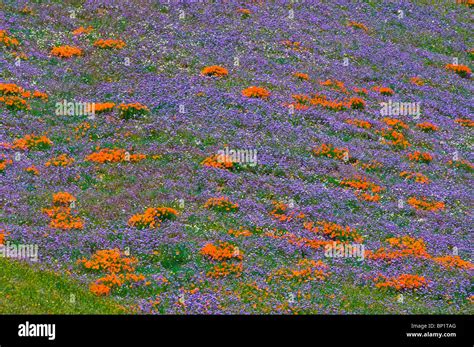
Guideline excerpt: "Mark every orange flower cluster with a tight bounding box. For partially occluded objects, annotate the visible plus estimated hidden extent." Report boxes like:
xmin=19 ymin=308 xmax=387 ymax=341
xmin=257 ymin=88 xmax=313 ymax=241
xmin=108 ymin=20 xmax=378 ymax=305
xmin=400 ymin=171 xmax=430 ymax=184
xmin=201 ymin=242 xmax=243 ymax=261
xmin=128 ymin=207 xmax=178 ymax=229
xmin=374 ymin=274 xmax=428 ymax=291
xmin=52 ymin=192 xmax=76 ymax=206
xmin=228 ymin=227 xmax=254 ymax=237
xmin=201 ymin=65 xmax=229 ymax=77
xmin=339 ymin=175 xmax=383 ymax=202
xmin=292 ymin=92 xmax=365 ymax=111
xmin=242 ymin=86 xmax=270 ymax=99
xmin=354 ymin=160 xmax=383 ymax=172
xmin=281 ymin=40 xmax=304 ymax=51
xmin=293 ymin=72 xmax=310 ymax=81
xmin=13 ymin=134 xmax=53 ymax=151
xmin=445 ymin=64 xmax=471 ymax=78
xmin=78 ymin=249 xmax=145 ymax=296
xmin=204 ymin=197 xmax=239 ymax=212
xmin=0 ymin=30 xmax=19 ymax=47
xmin=0 ymin=230 xmax=7 ymax=245
xmin=0 ymin=83 xmax=47 ymax=110
xmin=416 ymin=122 xmax=439 ymax=132
xmin=313 ymin=143 xmax=348 ymax=161
xmin=42 ymin=192 xmax=84 ymax=230
xmin=407 ymin=151 xmax=433 ymax=163
xmin=304 ymin=220 xmax=363 ymax=243
xmin=365 ymin=236 xmax=430 ymax=261
xmin=207 ymin=262 xmax=243 ymax=278
xmin=348 ymin=97 xmax=366 ymax=110
xmin=346 ymin=118 xmax=372 ymax=129
xmin=25 ymin=165 xmax=39 ymax=175
xmin=118 ymin=102 xmax=149 ymax=119
xmin=432 ymin=256 xmax=474 ymax=270
xmin=382 ymin=118 xmax=409 ymax=130
xmin=51 ymin=45 xmax=83 ymax=58
xmin=269 ymin=201 xmax=305 ymax=222
xmin=45 ymin=154 xmax=75 ymax=167
xmin=237 ymin=8 xmax=251 ymax=15
xmin=448 ymin=159 xmax=473 ymax=172
xmin=0 ymin=83 xmax=24 ymax=95
xmin=0 ymin=95 xmax=30 ymax=111
xmin=312 ymin=94 xmax=349 ymax=111
xmin=0 ymin=156 xmax=12 ymax=173
xmin=454 ymin=118 xmax=474 ymax=127
xmin=94 ymin=102 xmax=115 ymax=113
xmin=319 ymin=79 xmax=349 ymax=94
xmin=201 ymin=242 xmax=243 ymax=278
xmin=353 ymin=87 xmax=368 ymax=95
xmin=72 ymin=26 xmax=93 ymax=36
xmin=94 ymin=39 xmax=126 ymax=49
xmin=347 ymin=21 xmax=369 ymax=32
xmin=85 ymin=148 xmax=146 ymax=163
xmin=410 ymin=76 xmax=425 ymax=86
xmin=367 ymin=236 xmax=473 ymax=270
xmin=201 ymin=154 xmax=233 ymax=170
xmin=407 ymin=196 xmax=445 ymax=212
xmin=372 ymin=86 xmax=394 ymax=96
xmin=268 ymin=259 xmax=330 ymax=283
xmin=265 ymin=229 xmax=332 ymax=250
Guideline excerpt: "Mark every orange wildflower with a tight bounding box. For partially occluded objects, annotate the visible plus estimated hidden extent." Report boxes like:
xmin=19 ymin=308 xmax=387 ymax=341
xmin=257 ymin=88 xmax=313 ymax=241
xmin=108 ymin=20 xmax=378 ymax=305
xmin=207 ymin=262 xmax=243 ymax=278
xmin=72 ymin=26 xmax=93 ymax=36
xmin=400 ymin=171 xmax=430 ymax=184
xmin=204 ymin=197 xmax=239 ymax=212
xmin=347 ymin=21 xmax=369 ymax=32
xmin=382 ymin=118 xmax=409 ymax=130
xmin=118 ymin=102 xmax=149 ymax=119
xmin=372 ymin=86 xmax=394 ymax=96
xmin=304 ymin=220 xmax=363 ymax=243
xmin=374 ymin=274 xmax=428 ymax=291
xmin=445 ymin=64 xmax=471 ymax=78
xmin=85 ymin=148 xmax=146 ymax=163
xmin=201 ymin=154 xmax=233 ymax=170
xmin=25 ymin=165 xmax=39 ymax=175
xmin=454 ymin=118 xmax=474 ymax=127
xmin=407 ymin=151 xmax=433 ymax=163
xmin=345 ymin=118 xmax=372 ymax=129
xmin=416 ymin=122 xmax=439 ymax=132
xmin=93 ymin=102 xmax=115 ymax=113
xmin=269 ymin=259 xmax=330 ymax=283
xmin=45 ymin=154 xmax=75 ymax=167
xmin=410 ymin=76 xmax=425 ymax=86
xmin=432 ymin=256 xmax=474 ymax=270
xmin=0 ymin=30 xmax=19 ymax=47
xmin=242 ymin=86 xmax=270 ymax=99
xmin=200 ymin=242 xmax=243 ymax=261
xmin=293 ymin=72 xmax=310 ymax=81
xmin=407 ymin=196 xmax=445 ymax=212
xmin=201 ymin=65 xmax=229 ymax=77
xmin=13 ymin=134 xmax=52 ymax=151
xmin=51 ymin=45 xmax=83 ymax=58
xmin=313 ymin=143 xmax=348 ymax=161
xmin=93 ymin=39 xmax=126 ymax=49
xmin=128 ymin=207 xmax=178 ymax=229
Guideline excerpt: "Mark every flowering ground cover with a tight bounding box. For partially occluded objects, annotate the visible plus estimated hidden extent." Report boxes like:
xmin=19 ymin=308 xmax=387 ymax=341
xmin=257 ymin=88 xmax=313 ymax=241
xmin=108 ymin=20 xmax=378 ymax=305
xmin=0 ymin=0 xmax=472 ymax=314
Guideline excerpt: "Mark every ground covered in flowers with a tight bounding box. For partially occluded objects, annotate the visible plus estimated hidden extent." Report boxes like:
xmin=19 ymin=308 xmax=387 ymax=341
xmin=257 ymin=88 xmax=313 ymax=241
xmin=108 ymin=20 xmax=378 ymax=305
xmin=0 ymin=1 xmax=473 ymax=314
